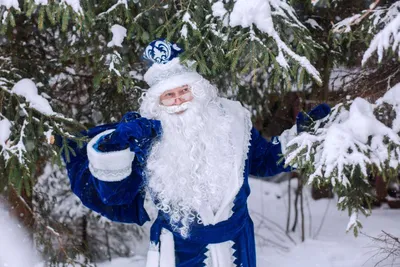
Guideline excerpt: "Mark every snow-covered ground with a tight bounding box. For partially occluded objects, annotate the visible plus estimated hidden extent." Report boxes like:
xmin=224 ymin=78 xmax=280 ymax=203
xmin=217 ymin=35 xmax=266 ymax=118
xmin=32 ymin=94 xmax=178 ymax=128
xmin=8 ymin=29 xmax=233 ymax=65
xmin=0 ymin=201 xmax=41 ymax=267
xmin=99 ymin=178 xmax=400 ymax=267
xmin=1 ymin=178 xmax=399 ymax=267
xmin=249 ymin=178 xmax=400 ymax=267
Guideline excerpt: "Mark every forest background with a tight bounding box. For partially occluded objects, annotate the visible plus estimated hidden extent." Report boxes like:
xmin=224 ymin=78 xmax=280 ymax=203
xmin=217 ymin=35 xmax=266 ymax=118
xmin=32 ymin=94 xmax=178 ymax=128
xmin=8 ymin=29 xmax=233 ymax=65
xmin=1 ymin=0 xmax=400 ymax=265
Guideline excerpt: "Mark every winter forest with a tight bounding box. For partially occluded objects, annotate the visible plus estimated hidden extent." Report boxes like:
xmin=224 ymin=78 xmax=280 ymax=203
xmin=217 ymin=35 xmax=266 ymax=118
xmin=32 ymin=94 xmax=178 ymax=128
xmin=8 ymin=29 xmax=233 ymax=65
xmin=1 ymin=0 xmax=400 ymax=266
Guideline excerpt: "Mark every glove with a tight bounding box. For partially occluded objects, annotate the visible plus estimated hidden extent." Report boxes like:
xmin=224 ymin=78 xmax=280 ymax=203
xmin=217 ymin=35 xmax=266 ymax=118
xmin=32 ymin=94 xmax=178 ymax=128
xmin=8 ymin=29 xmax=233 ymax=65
xmin=95 ymin=112 xmax=162 ymax=163
xmin=296 ymin=103 xmax=330 ymax=133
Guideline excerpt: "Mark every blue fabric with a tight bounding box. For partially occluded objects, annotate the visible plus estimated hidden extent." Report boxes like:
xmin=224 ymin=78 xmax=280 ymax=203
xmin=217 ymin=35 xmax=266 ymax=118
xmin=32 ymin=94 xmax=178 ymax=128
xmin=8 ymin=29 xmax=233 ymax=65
xmin=93 ymin=112 xmax=142 ymax=152
xmin=296 ymin=103 xmax=331 ymax=133
xmin=150 ymin=181 xmax=256 ymax=267
xmin=143 ymin=38 xmax=184 ymax=66
xmin=63 ymin=119 xmax=290 ymax=266
xmin=147 ymin=127 xmax=290 ymax=266
xmin=96 ymin=112 xmax=162 ymax=165
xmin=249 ymin=127 xmax=292 ymax=177
xmin=60 ymin=114 xmax=162 ymax=226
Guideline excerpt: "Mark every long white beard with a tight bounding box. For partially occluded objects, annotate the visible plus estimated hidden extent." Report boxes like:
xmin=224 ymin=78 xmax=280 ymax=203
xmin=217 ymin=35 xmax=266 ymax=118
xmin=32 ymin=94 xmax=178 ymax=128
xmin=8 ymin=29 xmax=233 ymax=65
xmin=144 ymin=97 xmax=235 ymax=237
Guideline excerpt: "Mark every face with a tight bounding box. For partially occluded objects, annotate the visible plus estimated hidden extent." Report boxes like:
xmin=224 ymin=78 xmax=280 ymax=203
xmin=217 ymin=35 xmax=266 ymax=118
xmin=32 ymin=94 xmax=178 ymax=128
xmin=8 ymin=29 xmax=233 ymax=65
xmin=159 ymin=85 xmax=193 ymax=107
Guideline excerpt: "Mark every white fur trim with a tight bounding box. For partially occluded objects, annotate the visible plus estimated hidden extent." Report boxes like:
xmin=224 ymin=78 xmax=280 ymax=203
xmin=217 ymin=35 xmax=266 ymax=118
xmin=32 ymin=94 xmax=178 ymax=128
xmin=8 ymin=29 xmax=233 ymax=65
xmin=147 ymin=72 xmax=203 ymax=96
xmin=213 ymin=99 xmax=251 ymax=224
xmin=197 ymin=98 xmax=249 ymax=267
xmin=87 ymin=129 xmax=135 ymax=182
xmin=160 ymin=229 xmax=175 ymax=267
xmin=145 ymin=250 xmax=160 ymax=267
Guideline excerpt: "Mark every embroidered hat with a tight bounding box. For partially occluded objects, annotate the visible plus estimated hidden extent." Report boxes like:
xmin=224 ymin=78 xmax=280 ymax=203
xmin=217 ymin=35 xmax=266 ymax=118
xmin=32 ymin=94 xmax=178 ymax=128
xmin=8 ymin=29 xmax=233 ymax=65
xmin=143 ymin=39 xmax=203 ymax=96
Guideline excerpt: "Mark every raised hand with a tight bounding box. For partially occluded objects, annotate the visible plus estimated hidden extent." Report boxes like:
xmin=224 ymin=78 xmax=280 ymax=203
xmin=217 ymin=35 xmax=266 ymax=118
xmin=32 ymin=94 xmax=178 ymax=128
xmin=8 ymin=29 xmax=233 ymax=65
xmin=296 ymin=103 xmax=331 ymax=133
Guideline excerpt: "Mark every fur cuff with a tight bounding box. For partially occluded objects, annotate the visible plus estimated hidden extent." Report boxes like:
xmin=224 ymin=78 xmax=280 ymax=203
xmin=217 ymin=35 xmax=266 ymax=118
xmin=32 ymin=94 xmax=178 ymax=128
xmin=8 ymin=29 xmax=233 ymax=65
xmin=87 ymin=129 xmax=135 ymax=182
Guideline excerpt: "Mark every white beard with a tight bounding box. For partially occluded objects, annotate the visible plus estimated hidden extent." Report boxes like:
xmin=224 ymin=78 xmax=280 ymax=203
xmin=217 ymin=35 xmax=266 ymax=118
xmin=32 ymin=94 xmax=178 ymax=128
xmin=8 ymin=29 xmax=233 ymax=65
xmin=144 ymin=96 xmax=236 ymax=237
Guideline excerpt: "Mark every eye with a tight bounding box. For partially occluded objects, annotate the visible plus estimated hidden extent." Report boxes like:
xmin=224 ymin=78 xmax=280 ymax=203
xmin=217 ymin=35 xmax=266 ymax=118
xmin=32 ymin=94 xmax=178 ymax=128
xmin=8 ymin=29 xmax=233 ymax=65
xmin=164 ymin=93 xmax=173 ymax=97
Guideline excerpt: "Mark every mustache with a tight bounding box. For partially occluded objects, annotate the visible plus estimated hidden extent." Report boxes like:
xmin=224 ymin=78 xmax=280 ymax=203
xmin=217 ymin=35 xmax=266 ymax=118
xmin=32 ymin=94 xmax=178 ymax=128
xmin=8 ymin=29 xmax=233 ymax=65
xmin=158 ymin=101 xmax=191 ymax=114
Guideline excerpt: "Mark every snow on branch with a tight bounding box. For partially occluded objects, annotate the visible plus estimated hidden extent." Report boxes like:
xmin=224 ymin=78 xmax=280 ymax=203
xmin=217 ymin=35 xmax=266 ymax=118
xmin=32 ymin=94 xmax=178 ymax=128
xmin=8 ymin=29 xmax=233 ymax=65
xmin=287 ymin=89 xmax=400 ymax=185
xmin=107 ymin=24 xmax=127 ymax=48
xmin=362 ymin=12 xmax=400 ymax=65
xmin=98 ymin=0 xmax=128 ymax=17
xmin=284 ymin=82 xmax=400 ymax=235
xmin=0 ymin=0 xmax=19 ymax=10
xmin=11 ymin=79 xmax=54 ymax=115
xmin=1 ymin=0 xmax=83 ymax=15
xmin=212 ymin=0 xmax=322 ymax=83
xmin=332 ymin=1 xmax=400 ymax=65
xmin=0 ymin=78 xmax=85 ymax=170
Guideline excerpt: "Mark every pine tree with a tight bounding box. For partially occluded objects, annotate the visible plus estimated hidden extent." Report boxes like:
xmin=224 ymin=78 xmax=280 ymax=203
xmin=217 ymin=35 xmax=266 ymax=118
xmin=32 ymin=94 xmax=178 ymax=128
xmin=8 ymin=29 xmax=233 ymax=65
xmin=0 ymin=0 xmax=321 ymax=217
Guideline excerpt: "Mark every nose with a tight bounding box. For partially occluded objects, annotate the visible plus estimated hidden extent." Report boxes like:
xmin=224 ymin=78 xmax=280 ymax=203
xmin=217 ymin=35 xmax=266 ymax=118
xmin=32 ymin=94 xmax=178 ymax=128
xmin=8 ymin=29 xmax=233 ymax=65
xmin=175 ymin=97 xmax=184 ymax=105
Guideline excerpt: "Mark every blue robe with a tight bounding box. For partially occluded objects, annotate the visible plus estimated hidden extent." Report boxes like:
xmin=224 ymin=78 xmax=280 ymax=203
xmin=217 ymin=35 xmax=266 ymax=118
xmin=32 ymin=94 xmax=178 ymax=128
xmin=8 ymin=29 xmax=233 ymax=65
xmin=63 ymin=100 xmax=291 ymax=267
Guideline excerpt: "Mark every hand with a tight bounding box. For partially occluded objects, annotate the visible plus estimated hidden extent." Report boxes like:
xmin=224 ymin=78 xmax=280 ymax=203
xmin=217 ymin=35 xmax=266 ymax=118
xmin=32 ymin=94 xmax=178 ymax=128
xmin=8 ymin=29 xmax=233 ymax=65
xmin=112 ymin=116 xmax=161 ymax=150
xmin=296 ymin=103 xmax=330 ymax=133
xmin=97 ymin=112 xmax=162 ymax=163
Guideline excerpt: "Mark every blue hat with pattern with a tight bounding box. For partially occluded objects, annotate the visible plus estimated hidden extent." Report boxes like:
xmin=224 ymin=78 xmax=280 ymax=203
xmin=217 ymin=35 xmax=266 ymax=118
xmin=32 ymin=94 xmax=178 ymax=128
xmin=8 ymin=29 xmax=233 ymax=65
xmin=143 ymin=39 xmax=203 ymax=96
xmin=143 ymin=39 xmax=184 ymax=66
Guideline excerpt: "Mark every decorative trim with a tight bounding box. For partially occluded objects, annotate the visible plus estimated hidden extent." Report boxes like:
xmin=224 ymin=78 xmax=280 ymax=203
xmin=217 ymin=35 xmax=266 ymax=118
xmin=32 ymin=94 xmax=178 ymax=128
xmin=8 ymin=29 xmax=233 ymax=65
xmin=160 ymin=228 xmax=175 ymax=267
xmin=87 ymin=129 xmax=135 ymax=182
xmin=145 ymin=250 xmax=160 ymax=267
xmin=240 ymin=107 xmax=253 ymax=183
xmin=148 ymin=241 xmax=159 ymax=252
xmin=88 ymin=164 xmax=132 ymax=182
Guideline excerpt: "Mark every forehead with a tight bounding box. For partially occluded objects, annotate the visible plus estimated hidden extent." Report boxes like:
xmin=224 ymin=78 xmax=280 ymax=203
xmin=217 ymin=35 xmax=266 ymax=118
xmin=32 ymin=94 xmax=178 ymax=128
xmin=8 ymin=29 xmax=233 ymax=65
xmin=161 ymin=85 xmax=189 ymax=95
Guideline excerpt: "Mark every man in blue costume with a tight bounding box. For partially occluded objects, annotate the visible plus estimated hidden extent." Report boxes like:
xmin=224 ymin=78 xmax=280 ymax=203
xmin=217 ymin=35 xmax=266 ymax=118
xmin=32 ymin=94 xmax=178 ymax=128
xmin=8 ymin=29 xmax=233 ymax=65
xmin=63 ymin=39 xmax=330 ymax=267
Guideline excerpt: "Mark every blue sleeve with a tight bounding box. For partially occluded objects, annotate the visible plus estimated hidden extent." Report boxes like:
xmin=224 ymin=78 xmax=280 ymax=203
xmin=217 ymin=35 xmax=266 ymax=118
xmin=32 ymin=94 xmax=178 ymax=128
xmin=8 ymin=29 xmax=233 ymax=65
xmin=248 ymin=127 xmax=292 ymax=177
xmin=61 ymin=123 xmax=150 ymax=225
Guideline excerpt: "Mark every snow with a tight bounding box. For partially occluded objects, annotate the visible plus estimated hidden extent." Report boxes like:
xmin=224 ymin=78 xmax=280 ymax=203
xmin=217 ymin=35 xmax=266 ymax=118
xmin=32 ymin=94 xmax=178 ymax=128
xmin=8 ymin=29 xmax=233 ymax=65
xmin=230 ymin=0 xmax=274 ymax=34
xmin=34 ymin=0 xmax=48 ymax=5
xmin=0 ymin=0 xmax=83 ymax=12
xmin=362 ymin=13 xmax=400 ymax=65
xmin=286 ymin=84 xmax=400 ymax=186
xmin=250 ymin=179 xmax=400 ymax=267
xmin=346 ymin=211 xmax=360 ymax=232
xmin=332 ymin=14 xmax=361 ymax=33
xmin=77 ymin=178 xmax=400 ymax=267
xmin=62 ymin=0 xmax=83 ymax=14
xmin=227 ymin=0 xmax=321 ymax=83
xmin=376 ymin=82 xmax=400 ymax=133
xmin=11 ymin=78 xmax=54 ymax=115
xmin=181 ymin=25 xmax=188 ymax=39
xmin=107 ymin=24 xmax=127 ymax=48
xmin=0 ymin=201 xmax=41 ymax=267
xmin=0 ymin=118 xmax=11 ymax=146
xmin=211 ymin=1 xmax=227 ymax=19
xmin=0 ymin=0 xmax=19 ymax=10
xmin=181 ymin=12 xmax=198 ymax=39
xmin=304 ymin=18 xmax=323 ymax=30
xmin=1 ymin=177 xmax=400 ymax=267
xmin=98 ymin=0 xmax=128 ymax=16
xmin=106 ymin=52 xmax=122 ymax=76
xmin=333 ymin=1 xmax=400 ymax=65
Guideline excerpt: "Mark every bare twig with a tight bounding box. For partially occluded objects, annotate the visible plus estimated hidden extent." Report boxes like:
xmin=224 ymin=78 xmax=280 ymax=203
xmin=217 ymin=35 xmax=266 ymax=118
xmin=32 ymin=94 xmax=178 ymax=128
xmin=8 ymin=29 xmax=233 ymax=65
xmin=362 ymin=230 xmax=400 ymax=267
xmin=286 ymin=178 xmax=291 ymax=233
xmin=313 ymin=198 xmax=331 ymax=239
